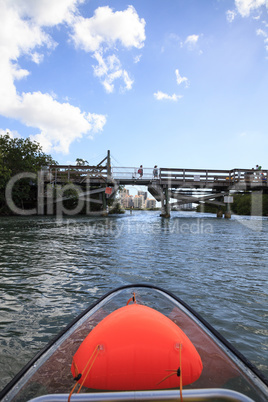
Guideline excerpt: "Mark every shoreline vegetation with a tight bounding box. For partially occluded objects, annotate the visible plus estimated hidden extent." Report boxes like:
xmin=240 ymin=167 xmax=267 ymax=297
xmin=196 ymin=193 xmax=268 ymax=216
xmin=1 ymin=133 xmax=268 ymax=217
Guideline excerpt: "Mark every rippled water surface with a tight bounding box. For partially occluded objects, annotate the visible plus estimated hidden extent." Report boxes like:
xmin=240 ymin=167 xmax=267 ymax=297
xmin=0 ymin=211 xmax=267 ymax=390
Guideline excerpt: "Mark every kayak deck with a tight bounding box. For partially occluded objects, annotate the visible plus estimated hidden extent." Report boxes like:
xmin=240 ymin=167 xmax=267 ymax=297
xmin=28 ymin=388 xmax=256 ymax=401
xmin=1 ymin=285 xmax=268 ymax=402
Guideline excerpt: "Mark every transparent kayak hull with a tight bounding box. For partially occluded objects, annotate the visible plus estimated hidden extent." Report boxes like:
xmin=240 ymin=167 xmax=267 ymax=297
xmin=1 ymin=284 xmax=268 ymax=402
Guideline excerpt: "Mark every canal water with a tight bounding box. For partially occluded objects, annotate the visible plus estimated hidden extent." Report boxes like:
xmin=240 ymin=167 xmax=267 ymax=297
xmin=0 ymin=211 xmax=267 ymax=391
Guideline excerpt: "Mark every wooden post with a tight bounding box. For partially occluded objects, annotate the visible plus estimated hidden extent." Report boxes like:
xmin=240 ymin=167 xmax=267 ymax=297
xmin=46 ymin=184 xmax=54 ymax=215
xmin=37 ymin=170 xmax=44 ymax=215
xmin=224 ymin=194 xmax=232 ymax=219
xmin=107 ymin=150 xmax=111 ymax=180
xmin=217 ymin=209 xmax=223 ymax=218
xmin=160 ymin=186 xmax=170 ymax=218
xmin=225 ymin=204 xmax=231 ymax=219
xmin=102 ymin=190 xmax=108 ymax=216
xmin=166 ymin=187 xmax=170 ymax=217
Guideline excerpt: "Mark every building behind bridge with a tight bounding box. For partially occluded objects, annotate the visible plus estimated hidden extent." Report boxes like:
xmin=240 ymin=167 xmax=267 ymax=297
xmin=119 ymin=189 xmax=156 ymax=209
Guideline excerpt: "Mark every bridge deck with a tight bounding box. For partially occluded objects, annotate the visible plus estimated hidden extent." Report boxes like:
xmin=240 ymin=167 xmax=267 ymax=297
xmin=40 ymin=157 xmax=268 ymax=217
xmin=43 ymin=165 xmax=268 ymax=191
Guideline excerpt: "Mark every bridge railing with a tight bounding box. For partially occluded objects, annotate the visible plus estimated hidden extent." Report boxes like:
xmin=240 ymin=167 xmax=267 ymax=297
xmin=160 ymin=168 xmax=234 ymax=183
xmin=44 ymin=165 xmax=108 ymax=183
xmin=159 ymin=168 xmax=268 ymax=185
xmin=111 ymin=167 xmax=157 ymax=180
xmin=43 ymin=165 xmax=268 ymax=186
xmin=44 ymin=166 xmax=159 ymax=183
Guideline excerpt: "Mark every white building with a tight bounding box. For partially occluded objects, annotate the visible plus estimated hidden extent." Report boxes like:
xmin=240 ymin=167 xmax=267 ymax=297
xmin=134 ymin=195 xmax=144 ymax=209
xmin=145 ymin=198 xmax=156 ymax=209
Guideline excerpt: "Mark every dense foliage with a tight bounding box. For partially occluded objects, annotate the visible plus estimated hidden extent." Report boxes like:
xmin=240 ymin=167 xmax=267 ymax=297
xmin=0 ymin=134 xmax=113 ymax=216
xmin=0 ymin=134 xmax=55 ymax=174
xmin=0 ymin=133 xmax=55 ymax=214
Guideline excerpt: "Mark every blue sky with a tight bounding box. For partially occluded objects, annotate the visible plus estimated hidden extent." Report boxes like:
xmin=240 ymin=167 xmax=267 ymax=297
xmin=0 ymin=0 xmax=268 ymax=171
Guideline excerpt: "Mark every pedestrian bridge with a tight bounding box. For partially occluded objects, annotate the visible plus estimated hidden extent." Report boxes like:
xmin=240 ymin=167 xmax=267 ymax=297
xmin=111 ymin=167 xmax=267 ymax=190
xmin=44 ymin=165 xmax=267 ymax=188
xmin=42 ymin=151 xmax=267 ymax=217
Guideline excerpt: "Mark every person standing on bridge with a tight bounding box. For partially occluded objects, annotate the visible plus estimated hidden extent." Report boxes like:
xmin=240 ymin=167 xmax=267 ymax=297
xmin=256 ymin=164 xmax=262 ymax=180
xmin=153 ymin=165 xmax=158 ymax=178
xmin=138 ymin=165 xmax=143 ymax=178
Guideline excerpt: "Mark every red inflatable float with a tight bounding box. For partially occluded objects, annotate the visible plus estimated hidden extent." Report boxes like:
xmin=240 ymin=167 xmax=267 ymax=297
xmin=71 ymin=304 xmax=202 ymax=390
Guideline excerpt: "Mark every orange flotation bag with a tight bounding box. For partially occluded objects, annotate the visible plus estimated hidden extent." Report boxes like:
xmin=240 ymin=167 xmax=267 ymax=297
xmin=71 ymin=304 xmax=202 ymax=390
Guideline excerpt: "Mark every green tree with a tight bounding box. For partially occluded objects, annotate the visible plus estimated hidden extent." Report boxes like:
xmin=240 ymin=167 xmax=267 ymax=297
xmin=0 ymin=133 xmax=56 ymax=214
xmin=196 ymin=192 xmax=268 ymax=216
xmin=76 ymin=158 xmax=89 ymax=166
xmin=231 ymin=193 xmax=251 ymax=215
xmin=0 ymin=152 xmax=12 ymax=210
xmin=0 ymin=133 xmax=55 ymax=174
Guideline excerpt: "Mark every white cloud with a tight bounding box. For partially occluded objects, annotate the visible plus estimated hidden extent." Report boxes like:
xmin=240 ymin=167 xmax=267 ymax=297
xmin=0 ymin=0 xmax=107 ymax=154
xmin=71 ymin=5 xmax=145 ymax=92
xmin=0 ymin=1 xmax=54 ymax=62
xmin=256 ymin=28 xmax=267 ymax=37
xmin=175 ymin=69 xmax=189 ymax=87
xmin=256 ymin=28 xmax=268 ymax=52
xmin=226 ymin=10 xmax=236 ymax=22
xmin=227 ymin=2 xmax=268 ymax=54
xmin=72 ymin=6 xmax=145 ymax=52
xmin=93 ymin=52 xmax=119 ymax=79
xmin=122 ymin=71 xmax=134 ymax=91
xmin=182 ymin=34 xmax=202 ymax=54
xmin=234 ymin=0 xmax=266 ymax=18
xmin=31 ymin=52 xmax=44 ymax=64
xmin=11 ymin=64 xmax=30 ymax=81
xmin=87 ymin=113 xmax=107 ymax=133
xmin=20 ymin=91 xmax=107 ymax=154
xmin=134 ymin=54 xmax=142 ymax=63
xmin=92 ymin=51 xmax=133 ymax=93
xmin=154 ymin=70 xmax=188 ymax=103
xmin=7 ymin=0 xmax=82 ymax=27
xmin=185 ymin=34 xmax=199 ymax=48
xmin=154 ymin=91 xmax=182 ymax=101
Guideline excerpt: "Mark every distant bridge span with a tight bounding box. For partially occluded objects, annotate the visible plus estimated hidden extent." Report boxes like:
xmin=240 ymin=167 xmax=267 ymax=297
xmin=43 ymin=151 xmax=267 ymax=217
